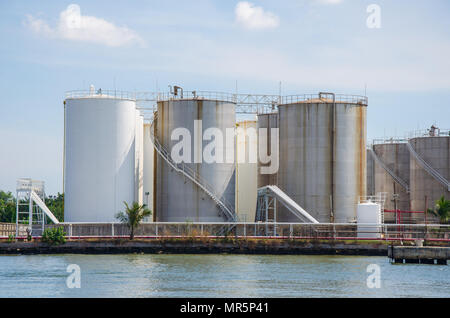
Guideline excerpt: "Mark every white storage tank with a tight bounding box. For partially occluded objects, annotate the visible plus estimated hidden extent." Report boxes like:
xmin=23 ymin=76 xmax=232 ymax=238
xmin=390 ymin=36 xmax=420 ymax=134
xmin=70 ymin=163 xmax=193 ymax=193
xmin=357 ymin=202 xmax=382 ymax=238
xmin=64 ymin=91 xmax=138 ymax=222
xmin=135 ymin=111 xmax=144 ymax=206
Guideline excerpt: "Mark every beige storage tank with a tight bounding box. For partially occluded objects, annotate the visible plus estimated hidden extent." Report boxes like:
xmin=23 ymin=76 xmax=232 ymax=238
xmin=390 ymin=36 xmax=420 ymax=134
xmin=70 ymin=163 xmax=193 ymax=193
xmin=257 ymin=113 xmax=278 ymax=188
xmin=277 ymin=93 xmax=367 ymax=223
xmin=236 ymin=120 xmax=258 ymax=222
xmin=409 ymin=135 xmax=450 ymax=220
xmin=143 ymin=123 xmax=154 ymax=222
xmin=154 ymin=99 xmax=236 ymax=222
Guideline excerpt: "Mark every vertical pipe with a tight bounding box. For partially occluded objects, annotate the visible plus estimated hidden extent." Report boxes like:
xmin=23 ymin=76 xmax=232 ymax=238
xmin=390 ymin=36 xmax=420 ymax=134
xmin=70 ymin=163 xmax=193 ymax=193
xmin=320 ymin=92 xmax=336 ymax=222
xmin=15 ymin=190 xmax=19 ymax=237
xmin=28 ymin=191 xmax=33 ymax=236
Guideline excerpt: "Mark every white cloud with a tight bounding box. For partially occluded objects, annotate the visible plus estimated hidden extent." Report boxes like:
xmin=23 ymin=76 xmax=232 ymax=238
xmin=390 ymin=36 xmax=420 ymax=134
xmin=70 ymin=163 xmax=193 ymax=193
xmin=235 ymin=2 xmax=279 ymax=30
xmin=314 ymin=0 xmax=343 ymax=4
xmin=25 ymin=4 xmax=144 ymax=47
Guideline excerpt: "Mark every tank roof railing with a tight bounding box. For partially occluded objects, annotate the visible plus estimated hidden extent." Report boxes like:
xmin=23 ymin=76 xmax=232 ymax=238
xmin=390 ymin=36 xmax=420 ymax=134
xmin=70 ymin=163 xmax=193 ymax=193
xmin=65 ymin=90 xmax=368 ymax=114
xmin=371 ymin=138 xmax=409 ymax=145
xmin=282 ymin=94 xmax=368 ymax=105
xmin=406 ymin=128 xmax=450 ymax=139
xmin=65 ymin=90 xmax=140 ymax=100
xmin=369 ymin=128 xmax=450 ymax=146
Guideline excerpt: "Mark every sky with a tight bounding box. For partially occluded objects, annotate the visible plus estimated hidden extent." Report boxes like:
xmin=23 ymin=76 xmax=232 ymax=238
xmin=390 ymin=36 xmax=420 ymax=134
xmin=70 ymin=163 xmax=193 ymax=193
xmin=0 ymin=0 xmax=449 ymax=195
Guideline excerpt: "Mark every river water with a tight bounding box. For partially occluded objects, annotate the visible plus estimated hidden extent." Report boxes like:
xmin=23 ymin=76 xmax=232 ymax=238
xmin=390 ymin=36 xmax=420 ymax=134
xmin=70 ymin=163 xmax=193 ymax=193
xmin=0 ymin=254 xmax=448 ymax=297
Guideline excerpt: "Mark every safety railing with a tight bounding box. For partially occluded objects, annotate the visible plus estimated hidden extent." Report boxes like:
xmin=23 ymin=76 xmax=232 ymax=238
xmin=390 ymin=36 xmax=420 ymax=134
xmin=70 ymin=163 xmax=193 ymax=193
xmin=407 ymin=128 xmax=450 ymax=138
xmin=281 ymin=94 xmax=368 ymax=105
xmin=65 ymin=90 xmax=138 ymax=100
xmin=370 ymin=138 xmax=408 ymax=146
xmin=11 ymin=222 xmax=447 ymax=241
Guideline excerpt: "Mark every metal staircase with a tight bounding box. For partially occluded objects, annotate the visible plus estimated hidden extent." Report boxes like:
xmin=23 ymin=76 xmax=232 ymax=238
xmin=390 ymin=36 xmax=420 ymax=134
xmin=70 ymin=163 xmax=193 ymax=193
xmin=406 ymin=141 xmax=450 ymax=192
xmin=368 ymin=148 xmax=410 ymax=192
xmin=15 ymin=179 xmax=59 ymax=237
xmin=149 ymin=113 xmax=237 ymax=234
xmin=255 ymin=185 xmax=319 ymax=223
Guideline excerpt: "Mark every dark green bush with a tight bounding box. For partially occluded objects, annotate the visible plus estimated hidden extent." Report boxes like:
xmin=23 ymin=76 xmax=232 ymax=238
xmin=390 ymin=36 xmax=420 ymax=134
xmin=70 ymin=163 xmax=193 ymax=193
xmin=41 ymin=227 xmax=66 ymax=245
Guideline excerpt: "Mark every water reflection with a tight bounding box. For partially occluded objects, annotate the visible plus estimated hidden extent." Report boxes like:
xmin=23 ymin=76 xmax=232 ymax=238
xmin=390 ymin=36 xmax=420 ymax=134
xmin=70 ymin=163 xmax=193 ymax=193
xmin=0 ymin=254 xmax=448 ymax=298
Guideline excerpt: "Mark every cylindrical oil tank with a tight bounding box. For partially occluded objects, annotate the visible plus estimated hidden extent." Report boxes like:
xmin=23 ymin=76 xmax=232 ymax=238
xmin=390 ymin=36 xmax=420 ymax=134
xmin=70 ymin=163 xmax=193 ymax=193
xmin=143 ymin=123 xmax=154 ymax=222
xmin=366 ymin=148 xmax=375 ymax=196
xmin=278 ymin=95 xmax=367 ymax=223
xmin=236 ymin=120 xmax=257 ymax=222
xmin=154 ymin=99 xmax=236 ymax=222
xmin=409 ymin=136 xmax=450 ymax=221
xmin=372 ymin=143 xmax=410 ymax=215
xmin=64 ymin=96 xmax=137 ymax=222
xmin=257 ymin=113 xmax=278 ymax=188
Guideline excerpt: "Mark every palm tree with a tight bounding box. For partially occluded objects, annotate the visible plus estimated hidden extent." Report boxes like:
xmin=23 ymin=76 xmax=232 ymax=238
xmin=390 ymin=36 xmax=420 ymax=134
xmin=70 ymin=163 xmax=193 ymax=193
xmin=115 ymin=202 xmax=152 ymax=240
xmin=427 ymin=196 xmax=450 ymax=224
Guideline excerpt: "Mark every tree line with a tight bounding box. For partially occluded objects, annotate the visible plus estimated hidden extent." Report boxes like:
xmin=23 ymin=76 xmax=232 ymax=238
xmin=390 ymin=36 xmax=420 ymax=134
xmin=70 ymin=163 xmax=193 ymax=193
xmin=0 ymin=190 xmax=64 ymax=223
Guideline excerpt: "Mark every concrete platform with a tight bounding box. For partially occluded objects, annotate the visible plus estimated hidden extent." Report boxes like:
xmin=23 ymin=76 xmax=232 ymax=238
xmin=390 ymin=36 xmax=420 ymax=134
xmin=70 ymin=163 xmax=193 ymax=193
xmin=388 ymin=246 xmax=449 ymax=265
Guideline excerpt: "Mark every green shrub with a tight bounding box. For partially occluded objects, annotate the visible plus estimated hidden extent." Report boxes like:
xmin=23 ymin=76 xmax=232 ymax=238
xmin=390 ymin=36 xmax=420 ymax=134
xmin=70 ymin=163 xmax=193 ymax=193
xmin=7 ymin=234 xmax=15 ymax=243
xmin=41 ymin=227 xmax=66 ymax=245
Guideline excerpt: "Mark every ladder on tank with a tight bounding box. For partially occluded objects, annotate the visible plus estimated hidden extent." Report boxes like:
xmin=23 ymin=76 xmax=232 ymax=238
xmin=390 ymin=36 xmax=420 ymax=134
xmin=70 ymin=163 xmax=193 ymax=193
xmin=406 ymin=141 xmax=450 ymax=192
xmin=149 ymin=113 xmax=237 ymax=235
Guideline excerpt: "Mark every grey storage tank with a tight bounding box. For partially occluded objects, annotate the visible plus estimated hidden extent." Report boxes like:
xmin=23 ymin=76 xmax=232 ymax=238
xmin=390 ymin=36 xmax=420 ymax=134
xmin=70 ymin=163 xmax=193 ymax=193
xmin=366 ymin=148 xmax=375 ymax=196
xmin=371 ymin=141 xmax=411 ymax=214
xmin=277 ymin=93 xmax=367 ymax=223
xmin=409 ymin=132 xmax=450 ymax=220
xmin=257 ymin=112 xmax=279 ymax=188
xmin=154 ymin=98 xmax=236 ymax=222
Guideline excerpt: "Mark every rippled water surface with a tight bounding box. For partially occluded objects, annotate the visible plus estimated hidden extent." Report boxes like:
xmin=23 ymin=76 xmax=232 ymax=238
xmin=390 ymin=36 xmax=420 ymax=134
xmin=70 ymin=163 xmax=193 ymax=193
xmin=0 ymin=254 xmax=448 ymax=297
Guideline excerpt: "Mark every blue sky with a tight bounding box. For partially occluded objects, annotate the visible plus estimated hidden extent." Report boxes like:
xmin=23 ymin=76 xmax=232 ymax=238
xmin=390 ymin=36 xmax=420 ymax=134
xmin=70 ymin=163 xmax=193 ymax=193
xmin=0 ymin=0 xmax=449 ymax=194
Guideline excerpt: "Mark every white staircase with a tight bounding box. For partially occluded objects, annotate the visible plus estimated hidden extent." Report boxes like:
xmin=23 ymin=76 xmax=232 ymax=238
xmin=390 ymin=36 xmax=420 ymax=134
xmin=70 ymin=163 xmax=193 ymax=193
xmin=255 ymin=185 xmax=319 ymax=223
